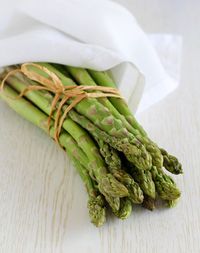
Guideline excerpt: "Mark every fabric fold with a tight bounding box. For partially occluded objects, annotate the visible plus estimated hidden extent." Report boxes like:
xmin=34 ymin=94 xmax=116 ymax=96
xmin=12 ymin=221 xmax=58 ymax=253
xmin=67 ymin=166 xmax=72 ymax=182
xmin=0 ymin=0 xmax=180 ymax=112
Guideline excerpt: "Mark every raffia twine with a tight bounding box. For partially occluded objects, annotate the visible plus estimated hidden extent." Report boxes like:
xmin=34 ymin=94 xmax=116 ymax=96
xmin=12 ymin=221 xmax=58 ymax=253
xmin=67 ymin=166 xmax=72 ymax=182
xmin=0 ymin=63 xmax=123 ymax=143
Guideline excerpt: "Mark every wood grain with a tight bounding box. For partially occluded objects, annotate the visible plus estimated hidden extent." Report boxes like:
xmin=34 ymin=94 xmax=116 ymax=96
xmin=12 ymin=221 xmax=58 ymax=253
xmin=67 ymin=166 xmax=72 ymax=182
xmin=0 ymin=0 xmax=200 ymax=252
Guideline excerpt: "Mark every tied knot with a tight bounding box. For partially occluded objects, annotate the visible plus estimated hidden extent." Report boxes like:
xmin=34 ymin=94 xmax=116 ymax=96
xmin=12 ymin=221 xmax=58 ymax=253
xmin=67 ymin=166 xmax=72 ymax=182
xmin=0 ymin=63 xmax=122 ymax=144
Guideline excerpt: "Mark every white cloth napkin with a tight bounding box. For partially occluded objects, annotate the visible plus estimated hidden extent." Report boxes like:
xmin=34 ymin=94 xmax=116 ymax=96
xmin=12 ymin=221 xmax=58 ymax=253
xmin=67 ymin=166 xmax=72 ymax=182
xmin=0 ymin=0 xmax=181 ymax=112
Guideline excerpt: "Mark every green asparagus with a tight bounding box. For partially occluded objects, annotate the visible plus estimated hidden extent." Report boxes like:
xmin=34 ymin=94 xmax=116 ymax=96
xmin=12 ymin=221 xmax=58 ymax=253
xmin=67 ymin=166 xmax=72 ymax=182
xmin=0 ymin=62 xmax=183 ymax=227
xmin=113 ymin=198 xmax=132 ymax=220
xmin=88 ymin=69 xmax=182 ymax=173
xmin=151 ymin=166 xmax=181 ymax=200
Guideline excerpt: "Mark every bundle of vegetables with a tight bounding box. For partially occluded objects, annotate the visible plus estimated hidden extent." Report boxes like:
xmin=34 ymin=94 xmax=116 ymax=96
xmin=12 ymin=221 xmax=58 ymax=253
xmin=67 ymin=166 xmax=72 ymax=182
xmin=0 ymin=63 xmax=182 ymax=227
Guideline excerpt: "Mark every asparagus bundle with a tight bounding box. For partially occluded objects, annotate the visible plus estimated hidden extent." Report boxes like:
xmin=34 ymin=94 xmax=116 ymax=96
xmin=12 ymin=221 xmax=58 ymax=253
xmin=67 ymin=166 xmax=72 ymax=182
xmin=0 ymin=63 xmax=182 ymax=227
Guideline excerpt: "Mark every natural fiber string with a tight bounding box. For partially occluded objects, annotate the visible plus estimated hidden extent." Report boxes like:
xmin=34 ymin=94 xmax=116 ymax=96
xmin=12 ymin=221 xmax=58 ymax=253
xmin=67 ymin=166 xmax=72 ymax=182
xmin=1 ymin=63 xmax=123 ymax=143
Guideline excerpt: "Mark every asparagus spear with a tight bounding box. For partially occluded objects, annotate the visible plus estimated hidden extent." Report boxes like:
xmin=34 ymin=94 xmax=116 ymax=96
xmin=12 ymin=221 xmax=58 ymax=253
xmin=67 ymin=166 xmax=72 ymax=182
xmin=3 ymin=69 xmax=181 ymax=198
xmin=1 ymin=73 xmax=141 ymax=212
xmin=71 ymin=158 xmax=106 ymax=227
xmin=67 ymin=66 xmax=163 ymax=169
xmin=88 ymin=69 xmax=182 ymax=174
xmin=130 ymin=167 xmax=156 ymax=199
xmin=1 ymin=79 xmax=129 ymax=200
xmin=65 ymin=65 xmax=135 ymax=135
xmin=95 ymin=137 xmax=144 ymax=204
xmin=59 ymin=128 xmax=108 ymax=223
xmin=113 ymin=198 xmax=132 ymax=220
xmin=97 ymin=186 xmax=120 ymax=212
xmin=0 ymin=84 xmax=108 ymax=226
xmin=54 ymin=64 xmax=162 ymax=169
xmin=6 ymin=73 xmax=152 ymax=170
xmin=120 ymin=143 xmax=180 ymax=202
xmin=92 ymin=139 xmax=133 ymax=215
xmin=142 ymin=195 xmax=156 ymax=211
xmin=0 ymin=64 xmax=183 ymax=225
xmin=88 ymin=69 xmax=147 ymax=136
xmin=121 ymin=155 xmax=155 ymax=198
xmin=69 ymin=108 xmax=155 ymax=200
xmin=160 ymin=148 xmax=183 ymax=175
xmin=94 ymin=138 xmax=121 ymax=171
xmin=15 ymin=63 xmax=153 ymax=169
xmin=58 ymin=129 xmax=121 ymax=212
xmin=113 ymin=170 xmax=144 ymax=204
xmin=15 ymin=63 xmax=153 ymax=172
xmin=29 ymin=63 xmax=134 ymax=140
xmin=68 ymin=109 xmax=152 ymax=170
xmin=60 ymin=132 xmax=131 ymax=217
xmin=38 ymin=64 xmax=154 ymax=168
xmin=60 ymin=130 xmax=122 ymax=212
xmin=0 ymin=84 xmax=125 ymax=215
xmin=151 ymin=166 xmax=181 ymax=200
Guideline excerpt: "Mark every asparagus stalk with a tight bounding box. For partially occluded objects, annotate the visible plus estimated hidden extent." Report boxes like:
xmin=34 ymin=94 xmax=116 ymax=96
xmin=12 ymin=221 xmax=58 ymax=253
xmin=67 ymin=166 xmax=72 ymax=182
xmin=0 ymin=84 xmax=125 ymax=214
xmin=68 ymin=107 xmax=156 ymax=199
xmin=19 ymin=63 xmax=153 ymax=169
xmin=88 ymin=69 xmax=182 ymax=174
xmin=29 ymin=63 xmax=134 ymax=140
xmin=39 ymin=64 xmax=154 ymax=168
xmin=121 ymin=155 xmax=155 ymax=198
xmin=60 ymin=132 xmax=108 ymax=223
xmin=64 ymin=65 xmax=164 ymax=171
xmin=54 ymin=64 xmax=163 ymax=170
xmin=16 ymin=63 xmax=153 ymax=172
xmin=72 ymin=158 xmax=106 ymax=227
xmin=65 ymin=65 xmax=135 ymax=135
xmin=58 ymin=130 xmax=122 ymax=212
xmin=95 ymin=137 xmax=121 ymax=171
xmin=113 ymin=198 xmax=132 ymax=220
xmin=92 ymin=140 xmax=133 ymax=215
xmin=88 ymin=70 xmax=163 ymax=169
xmin=0 ymin=85 xmax=49 ymax=132
xmin=23 ymin=64 xmax=182 ymax=174
xmin=114 ymin=170 xmax=144 ymax=204
xmin=0 ymin=84 xmax=108 ymax=226
xmin=130 ymin=167 xmax=156 ymax=199
xmin=88 ymin=69 xmax=147 ymax=136
xmin=67 ymin=66 xmax=163 ymax=169
xmin=6 ymin=72 xmax=152 ymax=170
xmin=0 ymin=64 xmax=183 ymax=225
xmin=68 ymin=109 xmax=152 ymax=170
xmin=60 ymin=130 xmax=123 ymax=212
xmin=0 ymin=85 xmax=134 ymax=220
xmin=97 ymin=187 xmax=120 ymax=212
xmin=95 ymin=137 xmax=144 ymax=204
xmin=1 ymin=72 xmax=143 ymax=211
xmin=2 ymin=78 xmax=129 ymax=199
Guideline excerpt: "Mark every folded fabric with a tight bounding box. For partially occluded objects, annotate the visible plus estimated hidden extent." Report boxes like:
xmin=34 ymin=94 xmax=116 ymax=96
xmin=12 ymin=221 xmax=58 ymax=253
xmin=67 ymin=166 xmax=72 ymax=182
xmin=0 ymin=0 xmax=181 ymax=112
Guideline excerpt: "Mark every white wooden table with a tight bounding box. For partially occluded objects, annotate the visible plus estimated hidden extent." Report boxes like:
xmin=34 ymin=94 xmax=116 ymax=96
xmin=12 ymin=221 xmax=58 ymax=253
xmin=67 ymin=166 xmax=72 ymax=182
xmin=0 ymin=1 xmax=199 ymax=252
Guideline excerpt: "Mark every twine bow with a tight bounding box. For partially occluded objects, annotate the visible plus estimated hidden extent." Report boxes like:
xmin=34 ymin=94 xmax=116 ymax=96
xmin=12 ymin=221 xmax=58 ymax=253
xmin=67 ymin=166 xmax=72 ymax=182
xmin=1 ymin=63 xmax=122 ymax=143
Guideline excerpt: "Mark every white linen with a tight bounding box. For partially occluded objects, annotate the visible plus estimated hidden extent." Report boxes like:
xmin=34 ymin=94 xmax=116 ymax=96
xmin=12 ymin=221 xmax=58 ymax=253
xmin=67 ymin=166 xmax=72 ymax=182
xmin=0 ymin=0 xmax=181 ymax=112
